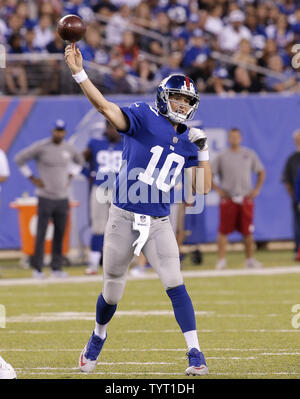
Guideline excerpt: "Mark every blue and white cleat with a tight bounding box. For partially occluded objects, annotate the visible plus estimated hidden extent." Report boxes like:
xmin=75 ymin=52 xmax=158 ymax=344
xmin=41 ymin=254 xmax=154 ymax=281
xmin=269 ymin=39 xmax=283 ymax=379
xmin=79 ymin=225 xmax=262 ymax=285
xmin=185 ymin=348 xmax=209 ymax=376
xmin=79 ymin=331 xmax=107 ymax=373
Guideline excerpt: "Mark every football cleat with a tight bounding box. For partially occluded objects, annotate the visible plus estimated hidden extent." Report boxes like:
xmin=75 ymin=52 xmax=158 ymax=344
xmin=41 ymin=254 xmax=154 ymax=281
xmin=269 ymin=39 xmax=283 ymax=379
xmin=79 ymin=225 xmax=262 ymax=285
xmin=185 ymin=348 xmax=209 ymax=376
xmin=50 ymin=270 xmax=68 ymax=278
xmin=216 ymin=258 xmax=227 ymax=270
xmin=244 ymin=258 xmax=262 ymax=269
xmin=85 ymin=266 xmax=99 ymax=276
xmin=79 ymin=331 xmax=106 ymax=373
xmin=0 ymin=356 xmax=17 ymax=379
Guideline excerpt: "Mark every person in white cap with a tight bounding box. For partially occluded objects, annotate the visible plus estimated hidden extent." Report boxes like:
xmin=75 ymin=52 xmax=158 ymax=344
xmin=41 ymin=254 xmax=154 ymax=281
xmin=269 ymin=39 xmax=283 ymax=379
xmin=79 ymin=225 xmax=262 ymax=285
xmin=218 ymin=10 xmax=251 ymax=53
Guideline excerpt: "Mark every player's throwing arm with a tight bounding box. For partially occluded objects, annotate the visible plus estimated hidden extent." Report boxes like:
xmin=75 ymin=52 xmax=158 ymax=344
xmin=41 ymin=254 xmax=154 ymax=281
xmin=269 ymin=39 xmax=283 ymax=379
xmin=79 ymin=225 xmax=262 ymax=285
xmin=64 ymin=44 xmax=128 ymax=131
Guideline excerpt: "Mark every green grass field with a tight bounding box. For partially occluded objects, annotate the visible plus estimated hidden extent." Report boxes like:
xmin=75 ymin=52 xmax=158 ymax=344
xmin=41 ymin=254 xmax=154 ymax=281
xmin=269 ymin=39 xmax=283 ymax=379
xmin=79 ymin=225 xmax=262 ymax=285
xmin=0 ymin=250 xmax=299 ymax=379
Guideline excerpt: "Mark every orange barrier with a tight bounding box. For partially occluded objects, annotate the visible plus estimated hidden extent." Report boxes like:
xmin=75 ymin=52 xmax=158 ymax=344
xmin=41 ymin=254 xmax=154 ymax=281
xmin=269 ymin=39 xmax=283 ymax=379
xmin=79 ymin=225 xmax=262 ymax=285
xmin=10 ymin=197 xmax=79 ymax=256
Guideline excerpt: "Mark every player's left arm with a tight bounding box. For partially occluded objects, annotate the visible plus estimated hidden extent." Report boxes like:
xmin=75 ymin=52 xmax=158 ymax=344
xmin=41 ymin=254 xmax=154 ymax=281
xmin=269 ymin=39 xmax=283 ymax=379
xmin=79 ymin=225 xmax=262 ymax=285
xmin=191 ymin=160 xmax=212 ymax=195
xmin=188 ymin=128 xmax=212 ymax=194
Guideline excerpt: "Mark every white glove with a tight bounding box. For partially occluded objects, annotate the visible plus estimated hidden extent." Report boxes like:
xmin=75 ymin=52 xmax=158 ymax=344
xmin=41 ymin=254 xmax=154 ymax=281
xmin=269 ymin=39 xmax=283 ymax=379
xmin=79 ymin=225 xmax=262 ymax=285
xmin=132 ymin=214 xmax=151 ymax=256
xmin=188 ymin=128 xmax=208 ymax=151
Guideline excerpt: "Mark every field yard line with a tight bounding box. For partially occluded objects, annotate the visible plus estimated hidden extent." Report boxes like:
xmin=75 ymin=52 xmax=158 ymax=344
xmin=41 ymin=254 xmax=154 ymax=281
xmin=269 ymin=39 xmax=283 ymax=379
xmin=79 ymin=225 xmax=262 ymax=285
xmin=2 ymin=348 xmax=299 ymax=354
xmin=5 ymin=311 xmax=300 ymax=325
xmin=1 ymin=266 xmax=300 ymax=286
xmin=15 ymin=371 xmax=300 ymax=376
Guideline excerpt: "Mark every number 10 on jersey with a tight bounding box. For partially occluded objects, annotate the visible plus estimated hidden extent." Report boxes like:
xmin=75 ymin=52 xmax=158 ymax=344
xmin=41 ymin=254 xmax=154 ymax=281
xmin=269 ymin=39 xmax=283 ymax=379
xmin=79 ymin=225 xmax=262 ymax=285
xmin=138 ymin=145 xmax=185 ymax=192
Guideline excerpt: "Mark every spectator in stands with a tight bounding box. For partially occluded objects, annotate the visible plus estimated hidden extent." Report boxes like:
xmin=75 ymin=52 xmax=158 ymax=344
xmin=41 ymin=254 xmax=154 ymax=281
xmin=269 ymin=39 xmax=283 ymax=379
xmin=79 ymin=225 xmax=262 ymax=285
xmin=22 ymin=28 xmax=41 ymax=53
xmin=105 ymin=4 xmax=131 ymax=46
xmin=14 ymin=119 xmax=84 ymax=279
xmin=218 ymin=10 xmax=251 ymax=53
xmin=33 ymin=14 xmax=54 ymax=50
xmin=5 ymin=33 xmax=28 ymax=94
xmin=163 ymin=0 xmax=190 ymax=27
xmin=290 ymin=7 xmax=300 ymax=40
xmin=183 ymin=29 xmax=210 ymax=75
xmin=149 ymin=11 xmax=171 ymax=57
xmin=268 ymin=3 xmax=281 ymax=25
xmin=63 ymin=0 xmax=94 ymax=21
xmin=264 ymin=54 xmax=298 ymax=92
xmin=232 ymin=38 xmax=257 ymax=66
xmin=131 ymin=2 xmax=152 ymax=29
xmin=0 ymin=0 xmax=18 ymax=21
xmin=118 ymin=30 xmax=139 ymax=69
xmin=175 ymin=13 xmax=201 ymax=44
xmin=6 ymin=14 xmax=24 ymax=39
xmin=158 ymin=51 xmax=184 ymax=79
xmin=80 ymin=25 xmax=109 ymax=65
xmin=212 ymin=128 xmax=265 ymax=270
xmin=282 ymin=130 xmax=300 ymax=260
xmin=102 ymin=62 xmax=133 ymax=94
xmin=131 ymin=2 xmax=152 ymax=52
xmin=15 ymin=1 xmax=36 ymax=30
xmin=244 ymin=12 xmax=266 ymax=52
xmin=133 ymin=55 xmax=157 ymax=93
xmin=171 ymin=31 xmax=187 ymax=53
xmin=46 ymin=29 xmax=65 ymax=54
xmin=266 ymin=13 xmax=294 ymax=49
xmin=232 ymin=66 xmax=261 ymax=93
xmin=93 ymin=0 xmax=118 ymax=17
xmin=205 ymin=65 xmax=232 ymax=94
xmin=200 ymin=4 xmax=224 ymax=37
xmin=258 ymin=38 xmax=279 ymax=68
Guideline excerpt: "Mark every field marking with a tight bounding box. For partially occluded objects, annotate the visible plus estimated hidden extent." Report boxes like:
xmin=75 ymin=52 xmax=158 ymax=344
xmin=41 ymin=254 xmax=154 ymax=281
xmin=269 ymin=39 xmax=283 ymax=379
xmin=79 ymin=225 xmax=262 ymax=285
xmin=0 ymin=348 xmax=300 ymax=356
xmin=1 ymin=266 xmax=300 ymax=286
xmin=5 ymin=311 xmax=300 ymax=324
xmin=14 ymin=371 xmax=300 ymax=377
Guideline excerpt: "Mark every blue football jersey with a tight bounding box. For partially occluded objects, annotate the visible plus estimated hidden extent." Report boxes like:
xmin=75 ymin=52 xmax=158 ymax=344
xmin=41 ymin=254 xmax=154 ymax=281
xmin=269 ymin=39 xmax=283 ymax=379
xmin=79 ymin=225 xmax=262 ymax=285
xmin=114 ymin=102 xmax=198 ymax=216
xmin=88 ymin=138 xmax=123 ymax=187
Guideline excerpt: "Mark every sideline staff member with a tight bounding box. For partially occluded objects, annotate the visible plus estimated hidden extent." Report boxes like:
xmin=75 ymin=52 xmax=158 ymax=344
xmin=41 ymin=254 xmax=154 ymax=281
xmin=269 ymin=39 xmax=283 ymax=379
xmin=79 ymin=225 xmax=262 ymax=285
xmin=15 ymin=120 xmax=83 ymax=278
xmin=212 ymin=128 xmax=265 ymax=269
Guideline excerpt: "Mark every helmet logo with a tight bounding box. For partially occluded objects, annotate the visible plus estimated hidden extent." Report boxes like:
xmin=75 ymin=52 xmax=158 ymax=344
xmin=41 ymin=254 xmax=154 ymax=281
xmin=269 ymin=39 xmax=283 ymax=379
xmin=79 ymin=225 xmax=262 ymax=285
xmin=182 ymin=77 xmax=195 ymax=93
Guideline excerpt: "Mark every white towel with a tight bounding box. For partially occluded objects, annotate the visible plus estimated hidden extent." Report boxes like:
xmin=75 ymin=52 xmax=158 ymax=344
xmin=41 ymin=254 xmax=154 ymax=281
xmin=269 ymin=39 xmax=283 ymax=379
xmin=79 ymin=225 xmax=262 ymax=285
xmin=132 ymin=213 xmax=151 ymax=256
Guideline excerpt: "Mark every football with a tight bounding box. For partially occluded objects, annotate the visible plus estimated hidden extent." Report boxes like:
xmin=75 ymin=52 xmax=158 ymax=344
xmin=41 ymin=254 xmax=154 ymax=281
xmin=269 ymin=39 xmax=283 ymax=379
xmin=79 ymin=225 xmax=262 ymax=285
xmin=57 ymin=14 xmax=86 ymax=43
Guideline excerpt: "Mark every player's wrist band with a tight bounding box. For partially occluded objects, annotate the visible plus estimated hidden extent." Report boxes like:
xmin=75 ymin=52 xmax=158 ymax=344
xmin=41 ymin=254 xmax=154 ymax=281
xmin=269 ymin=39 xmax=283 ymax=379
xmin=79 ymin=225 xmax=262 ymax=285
xmin=72 ymin=69 xmax=88 ymax=83
xmin=198 ymin=150 xmax=209 ymax=161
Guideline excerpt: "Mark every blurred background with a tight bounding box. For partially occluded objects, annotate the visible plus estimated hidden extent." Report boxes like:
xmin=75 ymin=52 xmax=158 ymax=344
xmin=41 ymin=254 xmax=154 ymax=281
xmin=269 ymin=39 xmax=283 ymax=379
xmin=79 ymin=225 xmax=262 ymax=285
xmin=0 ymin=0 xmax=300 ymax=268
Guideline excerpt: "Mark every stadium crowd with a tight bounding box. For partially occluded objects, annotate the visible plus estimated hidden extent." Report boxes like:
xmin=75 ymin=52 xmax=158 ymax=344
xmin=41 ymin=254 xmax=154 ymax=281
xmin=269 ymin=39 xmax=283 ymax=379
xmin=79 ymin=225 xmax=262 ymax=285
xmin=1 ymin=0 xmax=300 ymax=95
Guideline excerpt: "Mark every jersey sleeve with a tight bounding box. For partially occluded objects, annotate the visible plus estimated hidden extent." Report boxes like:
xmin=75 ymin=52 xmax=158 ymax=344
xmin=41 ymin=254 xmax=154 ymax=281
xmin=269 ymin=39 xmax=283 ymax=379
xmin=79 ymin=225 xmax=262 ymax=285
xmin=185 ymin=154 xmax=198 ymax=168
xmin=250 ymin=150 xmax=264 ymax=174
xmin=118 ymin=102 xmax=144 ymax=137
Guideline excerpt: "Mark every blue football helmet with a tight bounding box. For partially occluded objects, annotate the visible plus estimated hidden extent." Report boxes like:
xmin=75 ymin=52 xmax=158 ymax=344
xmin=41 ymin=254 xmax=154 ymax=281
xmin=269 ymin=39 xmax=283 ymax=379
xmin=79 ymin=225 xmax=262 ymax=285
xmin=156 ymin=74 xmax=200 ymax=124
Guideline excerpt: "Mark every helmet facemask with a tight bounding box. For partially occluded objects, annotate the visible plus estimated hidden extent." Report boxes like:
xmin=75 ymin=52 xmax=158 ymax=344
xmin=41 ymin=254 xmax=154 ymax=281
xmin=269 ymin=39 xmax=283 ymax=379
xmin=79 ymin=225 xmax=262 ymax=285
xmin=166 ymin=90 xmax=199 ymax=123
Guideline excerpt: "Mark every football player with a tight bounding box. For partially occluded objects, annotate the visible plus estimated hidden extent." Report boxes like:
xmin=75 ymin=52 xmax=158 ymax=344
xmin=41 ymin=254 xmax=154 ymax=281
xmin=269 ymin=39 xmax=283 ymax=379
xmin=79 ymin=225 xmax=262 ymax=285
xmin=82 ymin=120 xmax=123 ymax=275
xmin=65 ymin=43 xmax=212 ymax=376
